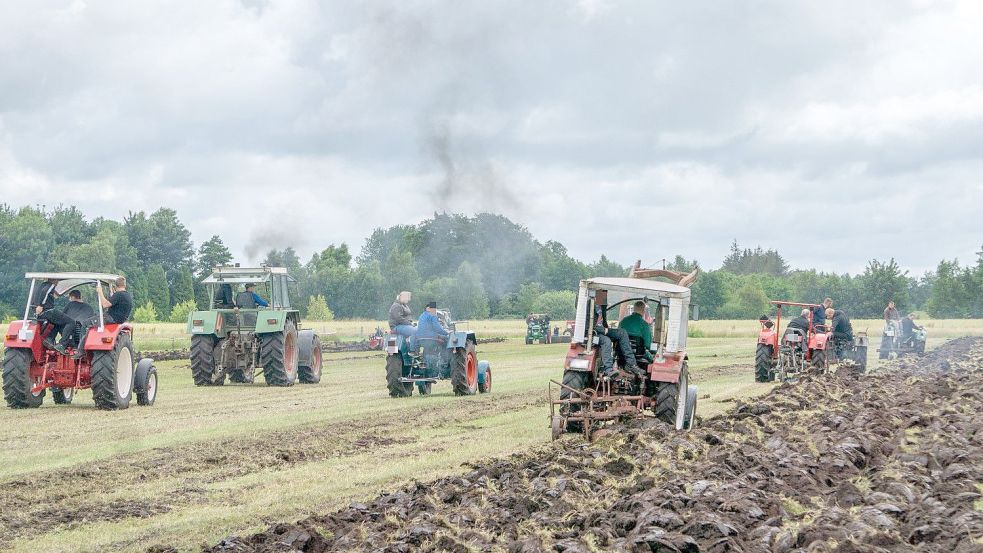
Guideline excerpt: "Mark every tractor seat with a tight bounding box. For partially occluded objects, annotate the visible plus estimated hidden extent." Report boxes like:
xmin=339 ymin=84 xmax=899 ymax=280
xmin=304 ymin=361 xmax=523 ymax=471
xmin=627 ymin=335 xmax=652 ymax=367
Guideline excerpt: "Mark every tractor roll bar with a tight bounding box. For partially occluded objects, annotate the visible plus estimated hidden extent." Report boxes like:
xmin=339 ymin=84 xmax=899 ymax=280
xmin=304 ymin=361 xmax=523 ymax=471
xmin=22 ymin=278 xmax=36 ymax=325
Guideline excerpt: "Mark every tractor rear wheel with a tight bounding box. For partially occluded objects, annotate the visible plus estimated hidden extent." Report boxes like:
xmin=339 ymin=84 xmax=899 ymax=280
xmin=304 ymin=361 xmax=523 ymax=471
xmin=451 ymin=342 xmax=478 ymax=396
xmin=191 ymin=335 xmax=225 ymax=386
xmin=298 ymin=332 xmax=322 ymax=384
xmin=655 ymin=365 xmax=689 ymax=429
xmin=90 ymin=333 xmax=134 ymax=410
xmin=560 ymin=370 xmax=588 ymax=432
xmin=386 ymin=354 xmax=411 ymax=398
xmin=755 ymin=344 xmax=773 ymax=382
xmin=52 ymin=387 xmax=74 ymax=404
xmin=2 ymin=348 xmax=43 ymax=408
xmin=260 ymin=321 xmax=299 ymax=387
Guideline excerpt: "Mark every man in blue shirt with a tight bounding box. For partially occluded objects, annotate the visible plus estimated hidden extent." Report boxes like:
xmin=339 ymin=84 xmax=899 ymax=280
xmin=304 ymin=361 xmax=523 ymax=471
xmin=416 ymin=301 xmax=448 ymax=341
xmin=236 ymin=283 xmax=269 ymax=308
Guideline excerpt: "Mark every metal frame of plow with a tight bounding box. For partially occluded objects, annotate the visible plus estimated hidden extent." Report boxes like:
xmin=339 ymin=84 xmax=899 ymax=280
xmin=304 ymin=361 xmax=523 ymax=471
xmin=549 ymin=378 xmax=649 ymax=441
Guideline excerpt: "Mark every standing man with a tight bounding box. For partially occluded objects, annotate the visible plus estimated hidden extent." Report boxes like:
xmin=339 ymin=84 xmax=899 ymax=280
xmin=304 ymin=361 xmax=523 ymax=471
xmin=388 ymin=291 xmax=416 ymax=341
xmin=813 ymin=298 xmax=833 ymax=328
xmin=883 ymin=301 xmax=900 ymax=324
xmin=96 ymin=276 xmax=134 ymax=324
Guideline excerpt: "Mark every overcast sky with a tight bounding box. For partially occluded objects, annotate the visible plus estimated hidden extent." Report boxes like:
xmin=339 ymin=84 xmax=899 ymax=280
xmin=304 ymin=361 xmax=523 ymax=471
xmin=2 ymin=0 xmax=981 ymax=275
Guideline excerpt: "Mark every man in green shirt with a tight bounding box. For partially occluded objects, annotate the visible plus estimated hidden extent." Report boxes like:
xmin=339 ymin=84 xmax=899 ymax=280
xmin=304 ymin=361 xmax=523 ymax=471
xmin=619 ymin=301 xmax=653 ymax=362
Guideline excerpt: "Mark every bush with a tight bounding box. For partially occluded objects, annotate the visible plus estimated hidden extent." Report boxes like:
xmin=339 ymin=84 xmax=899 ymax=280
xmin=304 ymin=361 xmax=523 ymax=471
xmin=307 ymin=294 xmax=334 ymax=321
xmin=532 ymin=290 xmax=577 ymax=320
xmin=133 ymin=301 xmax=158 ymax=323
xmin=168 ymin=299 xmax=198 ymax=323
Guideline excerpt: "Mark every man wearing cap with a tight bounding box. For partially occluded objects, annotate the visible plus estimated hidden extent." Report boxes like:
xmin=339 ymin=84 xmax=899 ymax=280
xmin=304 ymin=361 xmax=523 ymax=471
xmin=235 ymin=283 xmax=269 ymax=308
xmin=416 ymin=301 xmax=448 ymax=342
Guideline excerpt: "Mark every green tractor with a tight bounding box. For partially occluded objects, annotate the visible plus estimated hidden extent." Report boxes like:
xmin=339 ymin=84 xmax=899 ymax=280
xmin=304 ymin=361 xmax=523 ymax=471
xmin=187 ymin=266 xmax=322 ymax=387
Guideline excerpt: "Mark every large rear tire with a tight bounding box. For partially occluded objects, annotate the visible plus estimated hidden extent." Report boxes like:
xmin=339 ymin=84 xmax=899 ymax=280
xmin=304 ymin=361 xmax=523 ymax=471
xmin=260 ymin=321 xmax=299 ymax=387
xmin=298 ymin=332 xmax=322 ymax=384
xmin=755 ymin=344 xmax=773 ymax=382
xmin=91 ymin=333 xmax=134 ymax=410
xmin=386 ymin=354 xmax=411 ymax=398
xmin=2 ymin=348 xmax=43 ymax=409
xmin=191 ymin=335 xmax=225 ymax=386
xmin=655 ymin=365 xmax=689 ymax=429
xmin=451 ymin=342 xmax=478 ymax=396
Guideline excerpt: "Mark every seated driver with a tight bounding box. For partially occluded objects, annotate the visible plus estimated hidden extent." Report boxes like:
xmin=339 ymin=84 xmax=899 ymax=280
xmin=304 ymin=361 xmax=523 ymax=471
xmin=594 ymin=303 xmax=643 ymax=379
xmin=235 ymin=283 xmax=269 ymax=308
xmin=619 ymin=301 xmax=653 ymax=363
xmin=901 ymin=313 xmax=923 ymax=344
xmin=785 ymin=309 xmax=811 ymax=334
xmin=53 ymin=290 xmax=95 ymax=355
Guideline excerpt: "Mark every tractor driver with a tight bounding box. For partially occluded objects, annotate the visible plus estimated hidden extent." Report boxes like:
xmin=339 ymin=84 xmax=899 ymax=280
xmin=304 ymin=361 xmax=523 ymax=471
xmin=594 ymin=303 xmax=643 ymax=379
xmin=236 ymin=283 xmax=269 ymax=308
xmin=619 ymin=301 xmax=653 ymax=363
xmin=786 ymin=309 xmax=811 ymax=334
xmin=52 ymin=290 xmax=96 ymax=355
xmin=389 ymin=291 xmax=416 ymax=341
xmin=901 ymin=313 xmax=923 ymax=345
xmin=416 ymin=302 xmax=449 ymax=342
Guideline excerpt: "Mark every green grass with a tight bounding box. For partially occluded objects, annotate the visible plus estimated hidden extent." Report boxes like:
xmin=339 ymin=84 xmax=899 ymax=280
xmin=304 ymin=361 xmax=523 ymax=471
xmin=1 ymin=319 xmax=980 ymax=552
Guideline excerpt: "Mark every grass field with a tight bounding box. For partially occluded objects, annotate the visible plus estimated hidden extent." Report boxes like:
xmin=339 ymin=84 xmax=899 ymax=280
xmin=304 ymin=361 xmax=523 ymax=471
xmin=0 ymin=319 xmax=978 ymax=552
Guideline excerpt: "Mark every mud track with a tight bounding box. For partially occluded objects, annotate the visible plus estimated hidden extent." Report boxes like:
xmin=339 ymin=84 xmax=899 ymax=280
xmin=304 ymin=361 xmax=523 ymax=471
xmin=204 ymin=337 xmax=983 ymax=552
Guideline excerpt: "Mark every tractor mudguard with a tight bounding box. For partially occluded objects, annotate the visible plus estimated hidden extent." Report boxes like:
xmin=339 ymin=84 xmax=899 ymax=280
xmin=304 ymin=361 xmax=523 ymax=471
xmin=82 ymin=323 xmax=131 ymax=351
xmin=297 ymin=329 xmax=319 ymax=367
xmin=648 ymin=352 xmax=687 ymax=384
xmin=444 ymin=331 xmax=473 ymax=350
xmin=4 ymin=320 xmax=36 ymax=349
xmin=564 ymin=343 xmax=595 ymax=372
xmin=809 ymin=332 xmax=830 ymax=350
xmin=254 ymin=311 xmax=287 ymax=334
xmin=187 ymin=311 xmax=220 ymax=335
xmin=757 ymin=329 xmax=778 ymax=349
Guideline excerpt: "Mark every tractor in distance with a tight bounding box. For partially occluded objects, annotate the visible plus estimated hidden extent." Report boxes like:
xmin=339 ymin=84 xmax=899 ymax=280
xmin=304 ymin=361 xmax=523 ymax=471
xmin=3 ymin=272 xmax=158 ymax=409
xmin=550 ymin=268 xmax=700 ymax=440
xmin=525 ymin=313 xmax=553 ymax=344
xmin=187 ymin=265 xmax=322 ymax=387
xmin=384 ymin=309 xmax=491 ymax=397
xmin=755 ymin=301 xmax=867 ymax=383
xmin=879 ymin=319 xmax=926 ymax=359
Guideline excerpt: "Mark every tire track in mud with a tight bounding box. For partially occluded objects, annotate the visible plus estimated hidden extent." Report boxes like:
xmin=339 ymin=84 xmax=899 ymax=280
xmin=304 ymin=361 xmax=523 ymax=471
xmin=0 ymin=391 xmax=542 ymax=548
xmin=201 ymin=337 xmax=983 ymax=552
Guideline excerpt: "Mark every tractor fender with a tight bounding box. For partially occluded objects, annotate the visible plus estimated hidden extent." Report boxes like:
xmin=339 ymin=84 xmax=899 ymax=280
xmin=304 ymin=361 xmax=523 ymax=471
xmin=4 ymin=320 xmax=37 ymax=349
xmin=757 ymin=329 xmax=777 ymax=348
xmin=297 ymin=329 xmax=319 ymax=367
xmin=477 ymin=360 xmax=491 ymax=386
xmin=82 ymin=323 xmax=131 ymax=351
xmin=134 ymin=358 xmax=155 ymax=394
xmin=564 ymin=342 xmax=595 ymax=372
xmin=648 ymin=352 xmax=686 ymax=384
xmin=187 ymin=311 xmax=219 ymax=335
xmin=810 ymin=332 xmax=830 ymax=350
xmin=445 ymin=331 xmax=472 ymax=350
xmin=254 ymin=311 xmax=287 ymax=334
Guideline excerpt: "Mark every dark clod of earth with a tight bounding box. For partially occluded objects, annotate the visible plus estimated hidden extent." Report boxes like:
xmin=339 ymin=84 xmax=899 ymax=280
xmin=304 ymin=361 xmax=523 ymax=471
xmin=186 ymin=337 xmax=983 ymax=552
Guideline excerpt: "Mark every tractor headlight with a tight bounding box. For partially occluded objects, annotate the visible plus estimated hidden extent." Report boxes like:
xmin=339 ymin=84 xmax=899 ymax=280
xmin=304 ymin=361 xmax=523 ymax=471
xmin=569 ymin=358 xmax=589 ymax=370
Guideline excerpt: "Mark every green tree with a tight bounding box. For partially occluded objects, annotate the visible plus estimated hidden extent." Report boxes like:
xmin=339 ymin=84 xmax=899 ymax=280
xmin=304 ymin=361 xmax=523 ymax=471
xmin=146 ymin=264 xmax=171 ymax=318
xmin=532 ymin=290 xmax=577 ymax=320
xmin=691 ymin=270 xmax=726 ymax=318
xmin=172 ymin=267 xmax=195 ymax=308
xmin=447 ymin=262 xmax=490 ymax=319
xmin=306 ymin=294 xmax=334 ymax=321
xmin=717 ymin=282 xmax=770 ymax=319
xmin=381 ymin=250 xmax=420 ymax=300
xmin=540 ymin=241 xmax=588 ymax=291
xmin=721 ymin=240 xmax=789 ymax=276
xmin=168 ymin=299 xmax=198 ymax=323
xmin=195 ymin=235 xmax=233 ymax=307
xmin=927 ymin=260 xmax=967 ymax=318
xmin=853 ymin=259 xmax=909 ymax=317
xmin=587 ymin=255 xmax=627 ymax=278
xmin=133 ymin=301 xmax=158 ymax=323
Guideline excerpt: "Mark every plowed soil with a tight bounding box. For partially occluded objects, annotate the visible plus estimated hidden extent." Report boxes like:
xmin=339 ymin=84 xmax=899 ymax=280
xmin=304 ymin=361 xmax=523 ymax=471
xmin=202 ymin=337 xmax=983 ymax=552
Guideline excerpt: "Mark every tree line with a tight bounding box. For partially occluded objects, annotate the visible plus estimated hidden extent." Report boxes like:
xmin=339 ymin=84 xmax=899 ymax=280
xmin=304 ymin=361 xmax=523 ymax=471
xmin=1 ymin=205 xmax=979 ymax=322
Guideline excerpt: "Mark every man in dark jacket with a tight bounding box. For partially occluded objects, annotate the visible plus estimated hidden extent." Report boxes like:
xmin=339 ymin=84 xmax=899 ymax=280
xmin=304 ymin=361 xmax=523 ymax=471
xmin=786 ymin=308 xmax=811 ymax=333
xmin=830 ymin=309 xmax=853 ymax=342
xmin=901 ymin=313 xmax=923 ymax=344
xmin=594 ymin=304 xmax=643 ymax=379
xmin=53 ymin=290 xmax=95 ymax=353
xmin=813 ymin=298 xmax=833 ymax=329
xmin=388 ymin=291 xmax=416 ymax=341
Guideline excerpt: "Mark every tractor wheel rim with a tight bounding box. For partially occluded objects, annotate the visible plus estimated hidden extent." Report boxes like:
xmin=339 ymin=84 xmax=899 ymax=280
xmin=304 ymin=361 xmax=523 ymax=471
xmin=116 ymin=347 xmax=133 ymax=398
xmin=311 ymin=341 xmax=322 ymax=376
xmin=486 ymin=368 xmax=492 ymax=391
xmin=32 ymin=377 xmax=43 ymax=397
xmin=466 ymin=352 xmax=477 ymax=388
xmin=285 ymin=332 xmax=298 ymax=377
xmin=65 ymin=387 xmax=74 ymax=400
xmin=147 ymin=373 xmax=157 ymax=401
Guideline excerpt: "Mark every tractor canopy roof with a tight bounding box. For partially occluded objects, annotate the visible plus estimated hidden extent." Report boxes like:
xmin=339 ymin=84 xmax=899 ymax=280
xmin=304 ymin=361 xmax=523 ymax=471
xmin=25 ymin=272 xmax=122 ymax=295
xmin=581 ymin=277 xmax=691 ymax=302
xmin=201 ymin=266 xmax=295 ymax=284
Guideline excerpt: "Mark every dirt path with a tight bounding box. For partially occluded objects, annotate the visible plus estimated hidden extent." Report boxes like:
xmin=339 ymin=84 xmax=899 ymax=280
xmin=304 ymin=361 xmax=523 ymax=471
xmin=202 ymin=337 xmax=983 ymax=552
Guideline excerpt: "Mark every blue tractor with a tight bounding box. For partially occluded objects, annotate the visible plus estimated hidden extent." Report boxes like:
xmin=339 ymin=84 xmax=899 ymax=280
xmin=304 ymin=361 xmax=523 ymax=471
xmin=384 ymin=310 xmax=492 ymax=397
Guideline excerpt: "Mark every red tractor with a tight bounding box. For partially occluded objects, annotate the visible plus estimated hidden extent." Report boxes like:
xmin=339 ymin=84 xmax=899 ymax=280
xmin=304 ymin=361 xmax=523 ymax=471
xmin=754 ymin=301 xmax=831 ymax=382
xmin=2 ymin=272 xmax=158 ymax=410
xmin=550 ymin=271 xmax=699 ymax=440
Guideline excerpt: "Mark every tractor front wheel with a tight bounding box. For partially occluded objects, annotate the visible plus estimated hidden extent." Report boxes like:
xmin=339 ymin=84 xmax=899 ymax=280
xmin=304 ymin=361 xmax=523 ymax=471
xmin=90 ymin=333 xmax=135 ymax=410
xmin=478 ymin=360 xmax=492 ymax=394
xmin=451 ymin=342 xmax=478 ymax=396
xmin=2 ymin=348 xmax=43 ymax=409
xmin=260 ymin=321 xmax=299 ymax=387
xmin=755 ymin=344 xmax=773 ymax=382
xmin=52 ymin=387 xmax=74 ymax=405
xmin=386 ymin=354 xmax=411 ymax=398
xmin=191 ymin=335 xmax=225 ymax=386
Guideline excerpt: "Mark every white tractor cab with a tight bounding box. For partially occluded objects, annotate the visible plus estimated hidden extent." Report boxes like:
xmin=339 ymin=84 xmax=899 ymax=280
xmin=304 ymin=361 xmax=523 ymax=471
xmin=550 ymin=277 xmax=698 ymax=439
